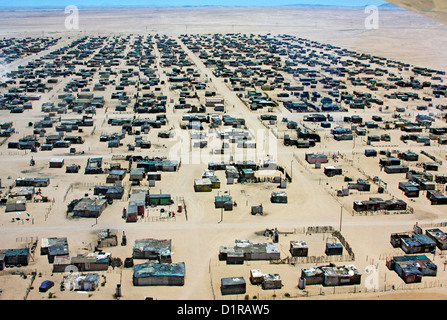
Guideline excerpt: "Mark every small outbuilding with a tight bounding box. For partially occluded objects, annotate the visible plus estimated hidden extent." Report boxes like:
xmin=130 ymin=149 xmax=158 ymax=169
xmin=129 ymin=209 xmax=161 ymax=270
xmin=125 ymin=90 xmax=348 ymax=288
xmin=194 ymin=178 xmax=212 ymax=192
xmin=290 ymin=241 xmax=309 ymax=257
xmin=49 ymin=158 xmax=64 ymax=168
xmin=220 ymin=277 xmax=246 ymax=295
xmin=324 ymin=166 xmax=343 ymax=177
xmin=5 ymin=196 xmax=27 ymax=212
xmin=262 ymin=273 xmax=282 ymax=290
xmin=270 ymin=191 xmax=287 ymax=203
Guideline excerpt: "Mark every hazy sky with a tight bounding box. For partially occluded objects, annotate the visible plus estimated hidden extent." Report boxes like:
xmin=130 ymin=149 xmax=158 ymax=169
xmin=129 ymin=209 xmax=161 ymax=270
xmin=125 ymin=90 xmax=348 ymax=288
xmin=0 ymin=0 xmax=389 ymax=8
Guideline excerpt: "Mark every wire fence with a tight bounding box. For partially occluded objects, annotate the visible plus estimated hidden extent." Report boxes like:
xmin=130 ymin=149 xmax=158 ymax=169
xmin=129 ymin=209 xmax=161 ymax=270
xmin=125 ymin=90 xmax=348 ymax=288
xmin=213 ymin=275 xmax=447 ymax=301
xmin=351 ymin=207 xmax=414 ymax=217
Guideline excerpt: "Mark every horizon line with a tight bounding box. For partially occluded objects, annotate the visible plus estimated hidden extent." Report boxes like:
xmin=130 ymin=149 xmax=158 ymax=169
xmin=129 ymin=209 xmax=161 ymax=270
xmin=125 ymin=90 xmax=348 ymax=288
xmin=0 ymin=3 xmax=397 ymax=10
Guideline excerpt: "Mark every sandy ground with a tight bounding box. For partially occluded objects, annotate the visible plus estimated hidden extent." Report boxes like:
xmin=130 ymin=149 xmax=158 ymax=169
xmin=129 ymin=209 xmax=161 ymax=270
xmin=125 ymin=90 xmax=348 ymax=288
xmin=0 ymin=6 xmax=446 ymax=302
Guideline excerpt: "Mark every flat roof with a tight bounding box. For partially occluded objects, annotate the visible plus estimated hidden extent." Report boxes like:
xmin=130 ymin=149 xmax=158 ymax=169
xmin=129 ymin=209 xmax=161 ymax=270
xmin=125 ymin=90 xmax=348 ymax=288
xmin=221 ymin=277 xmax=245 ymax=286
xmin=133 ymin=262 xmax=185 ymax=278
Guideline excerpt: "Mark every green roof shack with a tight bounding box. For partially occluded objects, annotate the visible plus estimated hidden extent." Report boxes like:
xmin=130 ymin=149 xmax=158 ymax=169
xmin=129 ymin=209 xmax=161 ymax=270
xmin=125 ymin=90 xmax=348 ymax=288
xmin=148 ymin=194 xmax=173 ymax=206
xmin=215 ymin=196 xmax=233 ymax=211
xmin=271 ymin=191 xmax=287 ymax=204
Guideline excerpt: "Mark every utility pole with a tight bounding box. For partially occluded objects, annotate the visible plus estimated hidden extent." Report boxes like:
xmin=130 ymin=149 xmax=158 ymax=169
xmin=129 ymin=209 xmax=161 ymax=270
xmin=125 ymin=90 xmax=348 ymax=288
xmin=339 ymin=205 xmax=343 ymax=232
xmin=218 ymin=190 xmax=223 ymax=224
xmin=290 ymin=160 xmax=293 ymax=183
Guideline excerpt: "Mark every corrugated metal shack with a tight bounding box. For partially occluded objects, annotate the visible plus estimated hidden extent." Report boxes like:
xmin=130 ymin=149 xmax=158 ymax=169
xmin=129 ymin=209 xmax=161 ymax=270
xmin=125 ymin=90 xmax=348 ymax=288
xmin=49 ymin=158 xmax=64 ymax=168
xmin=72 ymin=198 xmax=108 ymax=218
xmin=220 ymin=276 xmax=246 ymax=295
xmin=271 ymin=191 xmax=287 ymax=203
xmin=5 ymin=196 xmax=26 ymax=212
xmin=426 ymin=190 xmax=447 ymax=205
xmin=324 ymin=166 xmax=343 ymax=177
xmin=9 ymin=187 xmax=34 ymax=200
xmin=94 ymin=185 xmax=124 ymax=200
xmin=353 ymin=198 xmax=407 ymax=212
xmin=305 ymin=153 xmax=328 ymax=164
xmin=127 ymin=189 xmax=148 ymax=222
xmin=347 ymin=179 xmax=371 ymax=192
xmin=325 ymin=242 xmax=343 ymax=256
xmin=133 ymin=262 xmax=185 ymax=286
xmin=384 ymin=165 xmax=409 ymax=174
xmin=70 ymin=252 xmax=111 ymax=271
xmin=15 ymin=177 xmax=50 ymax=187
xmin=41 ymin=237 xmax=69 ymax=263
xmin=301 ymin=264 xmax=361 ymax=287
xmin=399 ymin=151 xmax=419 ymax=161
xmin=387 ymin=255 xmax=437 ymax=283
xmin=262 ymin=273 xmax=282 ymax=290
xmin=129 ymin=167 xmax=146 ymax=182
xmin=64 ymin=273 xmax=101 ymax=291
xmin=219 ymin=240 xmax=280 ymax=263
xmin=290 ymin=241 xmax=308 ymax=257
xmin=194 ymin=178 xmax=212 ymax=192
xmin=215 ymin=196 xmax=233 ymax=210
xmin=4 ymin=248 xmax=30 ymax=267
xmin=106 ymin=169 xmax=126 ymax=183
xmin=137 ymin=159 xmax=178 ymax=173
xmin=97 ymin=229 xmax=118 ymax=248
xmin=132 ymin=238 xmax=172 ymax=263
xmin=380 ymin=157 xmax=401 ymax=167
xmin=391 ymin=233 xmax=437 ymax=254
xmin=249 ymin=269 xmax=263 ymax=284
xmin=148 ymin=194 xmax=173 ymax=206
xmin=66 ymin=164 xmax=80 ymax=173
xmin=399 ymin=181 xmax=420 ymax=198
xmin=426 ymin=228 xmax=447 ymax=250
xmin=85 ymin=157 xmax=103 ymax=174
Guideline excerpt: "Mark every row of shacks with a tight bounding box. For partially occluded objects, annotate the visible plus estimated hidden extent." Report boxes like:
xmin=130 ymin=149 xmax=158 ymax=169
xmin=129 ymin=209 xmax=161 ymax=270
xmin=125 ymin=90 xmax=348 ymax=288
xmin=7 ymin=115 xmax=92 ymax=152
xmin=284 ymin=128 xmax=321 ymax=149
xmin=392 ymin=228 xmax=447 ymax=253
xmin=219 ymin=238 xmax=343 ymax=265
xmin=202 ymin=159 xmax=284 ymax=185
xmin=40 ymin=236 xmax=112 ymax=274
xmin=386 ymin=255 xmax=437 ymax=284
xmin=0 ymin=234 xmax=111 ymax=287
xmin=3 ymin=35 xmax=161 ymax=155
xmin=181 ymin=34 xmax=355 ymax=114
xmin=399 ymin=171 xmax=447 ymax=204
xmin=0 ymin=37 xmax=60 ymax=64
xmin=218 ymin=239 xmax=355 ymax=294
xmin=220 ymin=265 xmax=360 ymax=295
xmin=387 ymin=227 xmax=447 ymax=283
xmin=221 ymin=270 xmax=284 ymax=295
xmin=218 ymin=234 xmax=271 ymax=291
xmin=2 ymin=177 xmax=51 ymax=213
xmin=64 ymin=156 xmax=178 ymax=219
xmin=299 ymin=265 xmax=361 ymax=288
xmin=125 ymin=189 xmax=173 ymax=222
xmin=68 ymin=189 xmax=174 ymax=221
xmin=377 ymin=153 xmax=447 ymax=204
xmin=39 ymin=234 xmax=111 ymax=291
xmin=353 ymin=197 xmax=408 ymax=213
xmin=185 ymin=33 xmax=446 ymax=118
